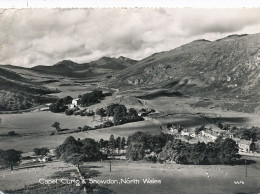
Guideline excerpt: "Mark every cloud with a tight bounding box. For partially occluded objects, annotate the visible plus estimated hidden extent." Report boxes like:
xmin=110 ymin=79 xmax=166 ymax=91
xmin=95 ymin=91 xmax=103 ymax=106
xmin=0 ymin=8 xmax=260 ymax=67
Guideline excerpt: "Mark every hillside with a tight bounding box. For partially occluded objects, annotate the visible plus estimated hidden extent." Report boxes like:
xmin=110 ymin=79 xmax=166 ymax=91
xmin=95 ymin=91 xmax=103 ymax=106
xmin=0 ymin=67 xmax=58 ymax=111
xmin=32 ymin=56 xmax=137 ymax=78
xmin=108 ymin=34 xmax=260 ymax=102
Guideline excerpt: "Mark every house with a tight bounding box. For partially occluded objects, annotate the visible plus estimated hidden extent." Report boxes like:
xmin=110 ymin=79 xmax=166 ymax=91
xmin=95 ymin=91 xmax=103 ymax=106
xmin=190 ymin=133 xmax=196 ymax=138
xmin=145 ymin=151 xmax=157 ymax=158
xmin=181 ymin=129 xmax=190 ymax=136
xmin=200 ymin=129 xmax=218 ymax=141
xmin=233 ymin=138 xmax=253 ymax=153
xmin=40 ymin=107 xmax=49 ymax=111
xmin=169 ymin=127 xmax=178 ymax=133
xmin=68 ymin=98 xmax=81 ymax=109
xmin=225 ymin=130 xmax=234 ymax=138
xmin=38 ymin=156 xmax=51 ymax=162
xmin=72 ymin=98 xmax=80 ymax=106
xmin=138 ymin=108 xmax=155 ymax=117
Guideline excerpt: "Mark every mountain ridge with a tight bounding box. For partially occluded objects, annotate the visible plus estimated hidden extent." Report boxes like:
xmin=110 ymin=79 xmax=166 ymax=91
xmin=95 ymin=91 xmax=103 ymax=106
xmin=108 ymin=33 xmax=260 ymax=104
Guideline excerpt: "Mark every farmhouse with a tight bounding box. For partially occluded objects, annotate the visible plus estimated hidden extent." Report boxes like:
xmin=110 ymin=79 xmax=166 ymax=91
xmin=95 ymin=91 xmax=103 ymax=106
xmin=181 ymin=129 xmax=190 ymax=136
xmin=72 ymin=98 xmax=80 ymax=106
xmin=200 ymin=129 xmax=218 ymax=141
xmin=38 ymin=156 xmax=51 ymax=162
xmin=181 ymin=129 xmax=196 ymax=137
xmin=233 ymin=138 xmax=254 ymax=153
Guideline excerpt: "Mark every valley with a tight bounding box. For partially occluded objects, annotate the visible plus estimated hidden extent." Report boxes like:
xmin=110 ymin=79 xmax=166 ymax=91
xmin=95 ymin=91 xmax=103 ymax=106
xmin=0 ymin=33 xmax=260 ymax=194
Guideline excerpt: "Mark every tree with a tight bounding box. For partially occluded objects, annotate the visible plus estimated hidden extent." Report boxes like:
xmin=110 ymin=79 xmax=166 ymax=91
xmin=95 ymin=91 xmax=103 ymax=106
xmin=99 ymin=139 xmax=105 ymax=149
xmin=216 ymin=138 xmax=240 ymax=164
xmin=125 ymin=108 xmax=142 ymax=122
xmin=80 ymin=91 xmax=105 ymax=106
xmin=55 ymin=136 xmax=79 ymax=158
xmin=33 ymin=147 xmax=50 ymax=156
xmin=55 ymin=136 xmax=105 ymax=163
xmin=96 ymin=108 xmax=106 ymax=117
xmin=65 ymin=109 xmax=74 ymax=115
xmin=195 ymin=125 xmax=205 ymax=135
xmin=148 ymin=135 xmax=165 ymax=154
xmin=106 ymin=104 xmax=121 ymax=116
xmin=234 ymin=127 xmax=258 ymax=142
xmin=127 ymin=131 xmax=151 ymax=149
xmin=51 ymin=122 xmax=61 ymax=134
xmin=115 ymin=137 xmax=121 ymax=148
xmin=113 ymin=105 xmax=127 ymax=125
xmin=65 ymin=153 xmax=84 ymax=169
xmin=49 ymin=100 xmax=68 ymax=113
xmin=126 ymin=142 xmax=145 ymax=161
xmin=96 ymin=108 xmax=106 ymax=121
xmin=63 ymin=96 xmax=73 ymax=105
xmin=108 ymin=135 xmax=116 ymax=155
xmin=0 ymin=149 xmax=22 ymax=170
xmin=120 ymin=137 xmax=126 ymax=149
xmin=115 ymin=137 xmax=121 ymax=154
xmin=189 ymin=142 xmax=208 ymax=164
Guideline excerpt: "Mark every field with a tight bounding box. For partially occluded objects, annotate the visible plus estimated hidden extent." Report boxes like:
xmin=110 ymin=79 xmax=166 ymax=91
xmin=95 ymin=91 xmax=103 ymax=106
xmin=0 ymin=110 xmax=161 ymax=152
xmin=87 ymin=156 xmax=260 ymax=194
xmin=1 ymin=156 xmax=259 ymax=193
xmin=0 ymin=160 xmax=77 ymax=192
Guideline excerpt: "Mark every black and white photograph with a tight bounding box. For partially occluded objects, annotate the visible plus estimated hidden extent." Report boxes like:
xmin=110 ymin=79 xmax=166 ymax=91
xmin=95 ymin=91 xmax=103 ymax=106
xmin=0 ymin=6 xmax=260 ymax=194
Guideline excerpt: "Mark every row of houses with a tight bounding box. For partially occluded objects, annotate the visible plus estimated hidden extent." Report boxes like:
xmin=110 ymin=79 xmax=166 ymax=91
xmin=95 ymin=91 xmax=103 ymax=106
xmin=32 ymin=156 xmax=52 ymax=163
xmin=166 ymin=124 xmax=257 ymax=153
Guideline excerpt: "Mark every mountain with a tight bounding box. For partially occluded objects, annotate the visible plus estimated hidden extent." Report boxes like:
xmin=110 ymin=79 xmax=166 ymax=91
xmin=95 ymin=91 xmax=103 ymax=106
xmin=32 ymin=57 xmax=137 ymax=78
xmin=108 ymin=33 xmax=260 ymax=112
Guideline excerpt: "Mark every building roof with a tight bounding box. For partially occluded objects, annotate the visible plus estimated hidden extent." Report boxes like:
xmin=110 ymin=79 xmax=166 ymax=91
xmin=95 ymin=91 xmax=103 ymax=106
xmin=237 ymin=139 xmax=252 ymax=146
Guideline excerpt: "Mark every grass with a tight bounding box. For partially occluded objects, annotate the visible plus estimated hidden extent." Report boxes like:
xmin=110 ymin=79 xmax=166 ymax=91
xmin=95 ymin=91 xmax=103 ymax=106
xmin=83 ymin=156 xmax=260 ymax=194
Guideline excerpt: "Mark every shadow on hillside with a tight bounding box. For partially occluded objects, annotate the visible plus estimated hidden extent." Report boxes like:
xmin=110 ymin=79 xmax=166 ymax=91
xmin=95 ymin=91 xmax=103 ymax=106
xmin=200 ymin=115 xmax=249 ymax=125
xmin=87 ymin=165 xmax=103 ymax=169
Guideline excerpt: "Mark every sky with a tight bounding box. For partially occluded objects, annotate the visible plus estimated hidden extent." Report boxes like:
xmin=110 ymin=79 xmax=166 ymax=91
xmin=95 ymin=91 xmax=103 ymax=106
xmin=0 ymin=8 xmax=260 ymax=67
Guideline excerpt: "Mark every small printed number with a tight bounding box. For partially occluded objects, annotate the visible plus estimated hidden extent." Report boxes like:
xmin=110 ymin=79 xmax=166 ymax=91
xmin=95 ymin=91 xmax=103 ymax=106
xmin=234 ymin=181 xmax=245 ymax=184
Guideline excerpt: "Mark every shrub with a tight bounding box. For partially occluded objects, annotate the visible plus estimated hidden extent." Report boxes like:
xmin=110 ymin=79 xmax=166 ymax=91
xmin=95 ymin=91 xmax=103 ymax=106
xmin=7 ymin=131 xmax=16 ymax=136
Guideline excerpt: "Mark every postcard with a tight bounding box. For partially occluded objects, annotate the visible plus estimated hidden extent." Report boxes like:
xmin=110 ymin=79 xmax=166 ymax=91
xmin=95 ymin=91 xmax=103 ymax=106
xmin=0 ymin=3 xmax=260 ymax=194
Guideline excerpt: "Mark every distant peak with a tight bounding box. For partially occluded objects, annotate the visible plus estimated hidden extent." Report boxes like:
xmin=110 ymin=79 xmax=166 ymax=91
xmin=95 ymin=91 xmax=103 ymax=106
xmin=99 ymin=56 xmax=112 ymax=61
xmin=227 ymin=34 xmax=248 ymax=38
xmin=216 ymin=34 xmax=249 ymax=41
xmin=192 ymin=39 xmax=211 ymax=43
xmin=55 ymin=60 xmax=77 ymax=66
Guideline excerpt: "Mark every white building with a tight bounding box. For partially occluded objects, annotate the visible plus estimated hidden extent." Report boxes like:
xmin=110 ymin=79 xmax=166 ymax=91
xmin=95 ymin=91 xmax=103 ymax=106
xmin=38 ymin=156 xmax=51 ymax=162
xmin=72 ymin=98 xmax=80 ymax=106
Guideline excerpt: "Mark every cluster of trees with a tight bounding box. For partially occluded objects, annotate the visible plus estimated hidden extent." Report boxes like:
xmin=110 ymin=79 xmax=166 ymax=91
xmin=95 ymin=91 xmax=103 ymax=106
xmin=55 ymin=136 xmax=105 ymax=169
xmin=50 ymin=91 xmax=106 ymax=113
xmin=33 ymin=147 xmax=50 ymax=156
xmin=55 ymin=135 xmax=128 ymax=168
xmin=0 ymin=91 xmax=33 ymax=111
xmin=99 ymin=135 xmax=127 ymax=154
xmin=126 ymin=132 xmax=174 ymax=161
xmin=50 ymin=96 xmax=72 ymax=113
xmin=125 ymin=131 xmax=240 ymax=165
xmin=158 ymin=137 xmax=240 ymax=165
xmin=80 ymin=91 xmax=105 ymax=106
xmin=65 ymin=108 xmax=95 ymax=116
xmin=233 ymin=127 xmax=258 ymax=142
xmin=216 ymin=122 xmax=233 ymax=131
xmin=0 ymin=149 xmax=22 ymax=170
xmin=98 ymin=104 xmax=144 ymax=125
